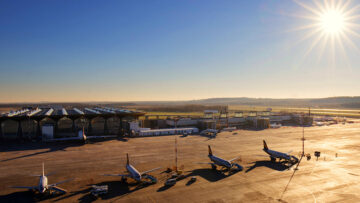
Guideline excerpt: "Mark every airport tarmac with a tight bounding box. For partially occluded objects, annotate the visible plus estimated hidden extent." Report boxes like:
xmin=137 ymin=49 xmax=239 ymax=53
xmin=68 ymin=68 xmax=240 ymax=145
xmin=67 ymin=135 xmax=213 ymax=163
xmin=1 ymin=122 xmax=360 ymax=202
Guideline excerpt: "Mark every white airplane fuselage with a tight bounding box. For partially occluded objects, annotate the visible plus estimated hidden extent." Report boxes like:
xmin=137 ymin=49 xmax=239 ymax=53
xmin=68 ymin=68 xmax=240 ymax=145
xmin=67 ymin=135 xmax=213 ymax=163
xmin=264 ymin=149 xmax=291 ymax=160
xmin=126 ymin=164 xmax=142 ymax=182
xmin=12 ymin=163 xmax=69 ymax=194
xmin=208 ymin=155 xmax=232 ymax=169
xmin=39 ymin=175 xmax=48 ymax=193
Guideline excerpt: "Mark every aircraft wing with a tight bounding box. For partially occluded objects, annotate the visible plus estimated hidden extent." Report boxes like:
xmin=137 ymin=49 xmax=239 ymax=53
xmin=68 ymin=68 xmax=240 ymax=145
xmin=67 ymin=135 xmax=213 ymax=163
xmin=255 ymin=154 xmax=269 ymax=157
xmin=140 ymin=167 xmax=161 ymax=175
xmin=11 ymin=186 xmax=36 ymax=190
xmin=228 ymin=157 xmax=240 ymax=162
xmin=50 ymin=186 xmax=67 ymax=193
xmin=48 ymin=178 xmax=74 ymax=187
xmin=30 ymin=172 xmax=55 ymax=177
xmin=103 ymin=174 xmax=130 ymax=177
xmin=196 ymin=162 xmax=214 ymax=165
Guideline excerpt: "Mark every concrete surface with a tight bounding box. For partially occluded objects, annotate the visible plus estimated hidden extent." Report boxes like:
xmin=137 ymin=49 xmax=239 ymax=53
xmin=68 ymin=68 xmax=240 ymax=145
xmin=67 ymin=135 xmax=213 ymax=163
xmin=1 ymin=123 xmax=360 ymax=202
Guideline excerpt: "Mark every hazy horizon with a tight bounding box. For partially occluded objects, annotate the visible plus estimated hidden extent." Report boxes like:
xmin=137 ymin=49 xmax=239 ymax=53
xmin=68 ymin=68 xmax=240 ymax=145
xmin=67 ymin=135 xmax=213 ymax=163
xmin=1 ymin=95 xmax=360 ymax=105
xmin=1 ymin=0 xmax=359 ymax=103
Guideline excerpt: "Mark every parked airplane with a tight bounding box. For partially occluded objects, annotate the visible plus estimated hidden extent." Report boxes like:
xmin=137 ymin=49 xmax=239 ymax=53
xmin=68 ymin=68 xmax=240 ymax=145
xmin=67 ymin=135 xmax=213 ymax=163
xmin=103 ymin=153 xmax=161 ymax=183
xmin=11 ymin=163 xmax=72 ymax=194
xmin=198 ymin=145 xmax=242 ymax=171
xmin=263 ymin=140 xmax=299 ymax=164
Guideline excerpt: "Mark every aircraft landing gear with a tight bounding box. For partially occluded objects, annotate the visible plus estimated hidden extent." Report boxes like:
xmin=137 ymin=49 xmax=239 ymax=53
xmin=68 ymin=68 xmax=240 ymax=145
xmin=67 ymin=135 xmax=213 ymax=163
xmin=270 ymin=157 xmax=276 ymax=162
xmin=231 ymin=163 xmax=243 ymax=171
xmin=211 ymin=164 xmax=217 ymax=170
xmin=120 ymin=177 xmax=127 ymax=183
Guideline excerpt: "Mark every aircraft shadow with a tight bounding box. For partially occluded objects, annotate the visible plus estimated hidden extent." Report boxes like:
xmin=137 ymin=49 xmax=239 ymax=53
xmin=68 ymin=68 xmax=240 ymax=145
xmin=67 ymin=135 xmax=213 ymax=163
xmin=245 ymin=161 xmax=291 ymax=173
xmin=72 ymin=181 xmax=151 ymax=202
xmin=157 ymin=184 xmax=175 ymax=192
xmin=185 ymin=168 xmax=240 ymax=182
xmin=185 ymin=179 xmax=196 ymax=186
xmin=0 ymin=190 xmax=64 ymax=203
xmin=0 ymin=191 xmax=36 ymax=203
xmin=0 ymin=143 xmax=83 ymax=162
xmin=53 ymin=187 xmax=91 ymax=202
xmin=0 ymin=141 xmax=108 ymax=162
xmin=116 ymin=137 xmax=128 ymax=142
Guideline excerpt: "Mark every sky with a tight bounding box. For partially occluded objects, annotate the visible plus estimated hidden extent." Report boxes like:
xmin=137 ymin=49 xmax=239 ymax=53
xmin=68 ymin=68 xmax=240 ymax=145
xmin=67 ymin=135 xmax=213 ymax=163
xmin=0 ymin=0 xmax=360 ymax=103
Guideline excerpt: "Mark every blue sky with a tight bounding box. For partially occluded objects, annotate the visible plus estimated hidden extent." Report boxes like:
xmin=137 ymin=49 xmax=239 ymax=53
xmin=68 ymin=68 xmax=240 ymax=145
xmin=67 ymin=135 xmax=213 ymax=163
xmin=0 ymin=0 xmax=359 ymax=102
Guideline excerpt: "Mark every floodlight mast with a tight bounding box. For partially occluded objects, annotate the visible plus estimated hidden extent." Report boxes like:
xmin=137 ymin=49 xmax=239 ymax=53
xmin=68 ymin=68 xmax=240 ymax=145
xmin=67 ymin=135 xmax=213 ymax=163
xmin=302 ymin=114 xmax=305 ymax=158
xmin=175 ymin=136 xmax=178 ymax=172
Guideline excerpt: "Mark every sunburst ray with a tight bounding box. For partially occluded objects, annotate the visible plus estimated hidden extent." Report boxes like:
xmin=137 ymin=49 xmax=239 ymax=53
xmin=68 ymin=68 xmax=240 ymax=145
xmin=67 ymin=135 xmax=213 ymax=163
xmin=290 ymin=0 xmax=360 ymax=67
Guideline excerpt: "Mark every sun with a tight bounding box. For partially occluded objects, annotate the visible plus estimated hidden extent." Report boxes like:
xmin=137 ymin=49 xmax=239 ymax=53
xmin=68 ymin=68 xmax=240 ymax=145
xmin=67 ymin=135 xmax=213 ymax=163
xmin=319 ymin=9 xmax=345 ymax=34
xmin=291 ymin=0 xmax=360 ymax=66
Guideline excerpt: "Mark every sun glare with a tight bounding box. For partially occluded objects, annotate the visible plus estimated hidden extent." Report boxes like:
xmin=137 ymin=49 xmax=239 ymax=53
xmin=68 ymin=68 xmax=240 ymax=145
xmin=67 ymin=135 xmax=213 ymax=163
xmin=319 ymin=9 xmax=345 ymax=34
xmin=292 ymin=0 xmax=360 ymax=66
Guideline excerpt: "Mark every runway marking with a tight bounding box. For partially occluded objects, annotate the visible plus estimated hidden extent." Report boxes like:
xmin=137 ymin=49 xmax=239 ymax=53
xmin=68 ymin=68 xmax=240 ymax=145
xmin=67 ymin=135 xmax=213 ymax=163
xmin=279 ymin=155 xmax=304 ymax=201
xmin=294 ymin=182 xmax=317 ymax=203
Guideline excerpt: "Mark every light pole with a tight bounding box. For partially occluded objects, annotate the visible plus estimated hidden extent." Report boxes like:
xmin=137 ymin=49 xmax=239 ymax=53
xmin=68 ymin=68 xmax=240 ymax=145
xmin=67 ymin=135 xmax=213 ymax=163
xmin=301 ymin=114 xmax=305 ymax=158
xmin=174 ymin=117 xmax=180 ymax=135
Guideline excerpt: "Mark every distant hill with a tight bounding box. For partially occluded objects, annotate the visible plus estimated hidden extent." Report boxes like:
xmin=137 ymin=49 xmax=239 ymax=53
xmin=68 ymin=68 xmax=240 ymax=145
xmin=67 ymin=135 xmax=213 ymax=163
xmin=182 ymin=97 xmax=360 ymax=109
xmin=2 ymin=97 xmax=360 ymax=109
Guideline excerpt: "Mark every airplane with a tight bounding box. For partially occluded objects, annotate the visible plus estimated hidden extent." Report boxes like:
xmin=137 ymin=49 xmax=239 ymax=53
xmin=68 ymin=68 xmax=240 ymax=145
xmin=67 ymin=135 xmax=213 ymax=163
xmin=263 ymin=140 xmax=298 ymax=164
xmin=103 ymin=153 xmax=161 ymax=183
xmin=198 ymin=145 xmax=242 ymax=172
xmin=11 ymin=163 xmax=72 ymax=194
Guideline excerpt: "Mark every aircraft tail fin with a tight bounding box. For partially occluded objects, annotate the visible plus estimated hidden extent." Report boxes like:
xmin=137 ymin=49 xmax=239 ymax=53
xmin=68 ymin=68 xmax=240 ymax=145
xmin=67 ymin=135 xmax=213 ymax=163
xmin=42 ymin=162 xmax=45 ymax=176
xmin=82 ymin=127 xmax=86 ymax=140
xmin=263 ymin=140 xmax=268 ymax=150
xmin=126 ymin=153 xmax=129 ymax=165
xmin=208 ymin=145 xmax=213 ymax=156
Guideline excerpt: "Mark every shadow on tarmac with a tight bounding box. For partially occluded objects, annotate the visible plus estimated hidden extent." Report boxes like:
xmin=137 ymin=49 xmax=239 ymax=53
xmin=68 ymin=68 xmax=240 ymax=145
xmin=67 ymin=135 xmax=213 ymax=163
xmin=157 ymin=184 xmax=175 ymax=192
xmin=245 ymin=161 xmax=291 ymax=173
xmin=0 ymin=190 xmax=64 ymax=203
xmin=0 ymin=142 xmax=85 ymax=162
xmin=186 ymin=168 xmax=240 ymax=182
xmin=55 ymin=181 xmax=151 ymax=202
xmin=185 ymin=179 xmax=196 ymax=186
xmin=0 ymin=137 xmax=124 ymax=162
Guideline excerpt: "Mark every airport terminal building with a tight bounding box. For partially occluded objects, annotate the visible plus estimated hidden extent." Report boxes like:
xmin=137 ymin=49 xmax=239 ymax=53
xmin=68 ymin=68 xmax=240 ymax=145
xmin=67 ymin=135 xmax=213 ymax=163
xmin=0 ymin=106 xmax=145 ymax=141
